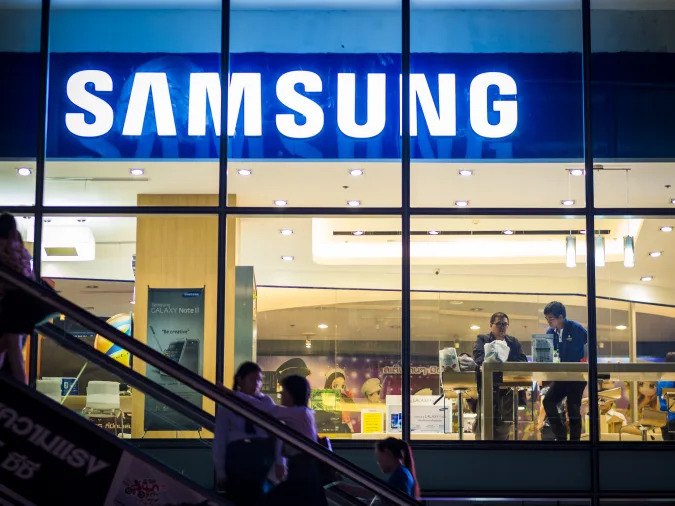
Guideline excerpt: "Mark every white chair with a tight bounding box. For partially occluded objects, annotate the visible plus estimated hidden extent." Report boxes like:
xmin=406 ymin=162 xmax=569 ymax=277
xmin=36 ymin=378 xmax=62 ymax=403
xmin=82 ymin=381 xmax=123 ymax=436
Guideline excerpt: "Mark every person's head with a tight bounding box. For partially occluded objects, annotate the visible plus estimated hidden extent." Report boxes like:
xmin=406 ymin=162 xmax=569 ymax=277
xmin=361 ymin=378 xmax=382 ymax=403
xmin=544 ymin=301 xmax=567 ymax=330
xmin=280 ymin=374 xmax=311 ymax=407
xmin=325 ymin=370 xmax=346 ymax=391
xmin=233 ymin=361 xmax=263 ymax=396
xmin=489 ymin=312 xmax=510 ymax=340
xmin=665 ymin=352 xmax=675 ymax=363
xmin=375 ymin=437 xmax=420 ymax=499
xmin=0 ymin=213 xmax=19 ymax=241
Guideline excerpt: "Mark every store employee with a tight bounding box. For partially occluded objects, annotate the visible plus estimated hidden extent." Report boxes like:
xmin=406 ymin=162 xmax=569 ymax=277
xmin=543 ymin=301 xmax=588 ymax=441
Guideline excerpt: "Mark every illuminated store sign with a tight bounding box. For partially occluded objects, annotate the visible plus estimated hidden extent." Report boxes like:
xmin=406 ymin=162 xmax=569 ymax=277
xmin=64 ymin=70 xmax=518 ymax=141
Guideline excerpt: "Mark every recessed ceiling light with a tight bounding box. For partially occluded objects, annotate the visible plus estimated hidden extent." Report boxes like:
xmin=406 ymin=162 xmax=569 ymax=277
xmin=86 ymin=285 xmax=99 ymax=289
xmin=281 ymin=255 xmax=294 ymax=261
xmin=454 ymin=200 xmax=469 ymax=207
xmin=661 ymin=226 xmax=673 ymax=232
xmin=318 ymin=323 xmax=328 ymax=329
xmin=640 ymin=276 xmax=654 ymax=282
xmin=274 ymin=200 xmax=288 ymax=206
xmin=615 ymin=325 xmax=628 ymax=330
xmin=458 ymin=169 xmax=473 ymax=176
xmin=470 ymin=307 xmax=483 ymax=312
xmin=561 ymin=200 xmax=575 ymax=206
xmin=237 ymin=168 xmax=252 ymax=176
xmin=43 ymin=218 xmax=51 ymax=223
xmin=448 ymin=300 xmax=463 ymax=305
xmin=353 ymin=230 xmax=364 ymax=236
xmin=280 ymin=229 xmax=293 ymax=236
xmin=349 ymin=168 xmax=364 ymax=176
xmin=428 ymin=230 xmax=439 ymax=235
xmin=16 ymin=167 xmax=32 ymax=176
xmin=129 ymin=168 xmax=144 ymax=176
xmin=503 ymin=229 xmax=514 ymax=235
xmin=77 ymin=218 xmax=87 ymax=223
xmin=580 ymin=230 xmax=587 ymax=234
xmin=649 ymin=251 xmax=662 ymax=258
xmin=569 ymin=169 xmax=585 ymax=176
xmin=347 ymin=200 xmax=361 ymax=207
xmin=470 ymin=325 xmax=480 ymax=330
xmin=671 ymin=198 xmax=675 ymax=205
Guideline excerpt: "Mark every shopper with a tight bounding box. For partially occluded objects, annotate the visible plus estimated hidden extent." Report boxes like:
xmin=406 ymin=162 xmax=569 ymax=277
xmin=213 ymin=361 xmax=280 ymax=506
xmin=374 ymin=437 xmax=420 ymax=500
xmin=473 ymin=312 xmax=528 ymax=440
xmin=542 ymin=301 xmax=588 ymax=441
xmin=264 ymin=374 xmax=327 ymax=506
xmin=0 ymin=213 xmax=33 ymax=384
xmin=657 ymin=351 xmax=675 ymax=441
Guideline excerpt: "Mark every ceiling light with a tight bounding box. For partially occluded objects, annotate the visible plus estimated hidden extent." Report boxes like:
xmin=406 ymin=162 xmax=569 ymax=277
xmin=624 ymin=235 xmax=635 ymax=268
xmin=561 ymin=200 xmax=575 ymax=206
xmin=649 ymin=251 xmax=662 ymax=258
xmin=640 ymin=276 xmax=653 ymax=282
xmin=660 ymin=226 xmax=673 ymax=233
xmin=281 ymin=255 xmax=294 ymax=261
xmin=448 ymin=300 xmax=463 ymax=305
xmin=595 ymin=236 xmax=605 ymax=268
xmin=580 ymin=230 xmax=587 ymax=234
xmin=86 ymin=285 xmax=98 ymax=289
xmin=305 ymin=337 xmax=312 ymax=349
xmin=16 ymin=167 xmax=32 ymax=176
xmin=454 ymin=342 xmax=460 ymax=349
xmin=347 ymin=200 xmax=361 ymax=207
xmin=569 ymin=169 xmax=585 ymax=176
xmin=274 ymin=200 xmax=288 ymax=206
xmin=318 ymin=324 xmax=328 ymax=329
xmin=129 ymin=168 xmax=144 ymax=176
xmin=353 ymin=230 xmax=364 ymax=236
xmin=77 ymin=218 xmax=87 ymax=223
xmin=503 ymin=229 xmax=514 ymax=235
xmin=454 ymin=200 xmax=469 ymax=207
xmin=349 ymin=168 xmax=364 ymax=176
xmin=428 ymin=230 xmax=439 ymax=235
xmin=237 ymin=168 xmax=252 ymax=176
xmin=458 ymin=169 xmax=473 ymax=176
xmin=566 ymin=235 xmax=577 ymax=268
xmin=43 ymin=219 xmax=51 ymax=223
xmin=671 ymin=199 xmax=675 ymax=205
xmin=470 ymin=307 xmax=483 ymax=312
xmin=615 ymin=325 xmax=628 ymax=330
xmin=280 ymin=229 xmax=293 ymax=236
xmin=470 ymin=325 xmax=480 ymax=330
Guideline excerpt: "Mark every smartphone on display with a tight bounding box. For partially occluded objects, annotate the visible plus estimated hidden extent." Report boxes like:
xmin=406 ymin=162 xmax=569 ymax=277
xmin=391 ymin=413 xmax=402 ymax=430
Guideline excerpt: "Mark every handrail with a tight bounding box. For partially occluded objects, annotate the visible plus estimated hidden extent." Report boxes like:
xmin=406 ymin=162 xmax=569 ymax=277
xmin=0 ymin=264 xmax=419 ymax=505
xmin=38 ymin=322 xmax=216 ymax=433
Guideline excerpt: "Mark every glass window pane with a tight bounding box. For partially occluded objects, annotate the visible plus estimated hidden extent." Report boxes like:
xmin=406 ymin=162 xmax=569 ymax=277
xmin=411 ymin=1 xmax=584 ymax=208
xmin=228 ymin=4 xmax=401 ymax=207
xmin=411 ymin=216 xmax=589 ymax=441
xmin=45 ymin=1 xmax=221 ymax=206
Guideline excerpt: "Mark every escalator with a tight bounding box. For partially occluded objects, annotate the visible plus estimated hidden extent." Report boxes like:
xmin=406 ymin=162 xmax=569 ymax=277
xmin=0 ymin=264 xmax=420 ymax=506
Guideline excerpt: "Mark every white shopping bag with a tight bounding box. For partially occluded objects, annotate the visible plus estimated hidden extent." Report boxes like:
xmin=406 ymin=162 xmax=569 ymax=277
xmin=484 ymin=340 xmax=510 ymax=363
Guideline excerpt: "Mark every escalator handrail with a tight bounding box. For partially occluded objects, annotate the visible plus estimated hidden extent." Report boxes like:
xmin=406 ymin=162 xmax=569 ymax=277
xmin=0 ymin=264 xmax=420 ymax=505
xmin=39 ymin=322 xmax=216 ymax=433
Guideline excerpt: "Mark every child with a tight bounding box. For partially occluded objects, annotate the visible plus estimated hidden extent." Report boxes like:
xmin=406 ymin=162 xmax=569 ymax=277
xmin=374 ymin=437 xmax=420 ymax=499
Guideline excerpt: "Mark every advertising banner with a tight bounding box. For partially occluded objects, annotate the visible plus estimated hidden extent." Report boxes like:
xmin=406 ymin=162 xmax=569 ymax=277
xmin=145 ymin=288 xmax=204 ymax=432
xmin=0 ymin=377 xmax=220 ymax=506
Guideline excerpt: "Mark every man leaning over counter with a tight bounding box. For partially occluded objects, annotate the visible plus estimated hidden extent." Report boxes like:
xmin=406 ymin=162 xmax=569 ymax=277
xmin=473 ymin=312 xmax=528 ymax=440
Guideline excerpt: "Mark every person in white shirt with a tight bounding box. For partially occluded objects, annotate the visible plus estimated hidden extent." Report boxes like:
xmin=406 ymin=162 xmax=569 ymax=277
xmin=213 ymin=361 xmax=280 ymax=505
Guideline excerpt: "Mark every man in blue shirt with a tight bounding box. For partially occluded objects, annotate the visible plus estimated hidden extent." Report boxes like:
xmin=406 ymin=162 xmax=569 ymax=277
xmin=543 ymin=301 xmax=587 ymax=441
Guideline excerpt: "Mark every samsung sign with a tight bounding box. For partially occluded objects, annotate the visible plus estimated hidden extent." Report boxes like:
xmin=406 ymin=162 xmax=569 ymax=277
xmin=44 ymin=52 xmax=585 ymax=160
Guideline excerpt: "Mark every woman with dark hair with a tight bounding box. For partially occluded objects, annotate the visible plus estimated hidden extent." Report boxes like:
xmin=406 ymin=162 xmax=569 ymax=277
xmin=374 ymin=437 xmax=420 ymax=500
xmin=0 ymin=213 xmax=33 ymax=384
xmin=213 ymin=361 xmax=280 ymax=505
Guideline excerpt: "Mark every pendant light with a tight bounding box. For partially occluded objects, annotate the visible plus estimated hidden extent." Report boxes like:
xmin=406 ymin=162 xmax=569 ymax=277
xmin=595 ymin=236 xmax=605 ymax=267
xmin=566 ymin=235 xmax=576 ymax=268
xmin=624 ymin=235 xmax=635 ymax=268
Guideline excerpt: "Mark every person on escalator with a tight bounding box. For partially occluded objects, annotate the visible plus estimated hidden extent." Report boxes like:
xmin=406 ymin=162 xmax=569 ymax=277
xmin=213 ymin=361 xmax=280 ymax=506
xmin=0 ymin=213 xmax=33 ymax=385
xmin=263 ymin=374 xmax=327 ymax=506
xmin=374 ymin=437 xmax=420 ymax=500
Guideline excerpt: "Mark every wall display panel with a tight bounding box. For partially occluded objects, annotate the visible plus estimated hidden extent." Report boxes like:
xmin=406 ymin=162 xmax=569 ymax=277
xmin=592 ymin=217 xmax=675 ymax=442
xmin=36 ymin=211 xmax=219 ymax=439
xmin=227 ymin=4 xmax=402 ymax=207
xmin=43 ymin=1 xmax=221 ymax=206
xmin=409 ymin=1 xmax=584 ymax=208
xmin=591 ymin=0 xmax=675 ymax=208
xmin=227 ymin=215 xmax=402 ymax=440
xmin=0 ymin=4 xmax=41 ymax=206
xmin=409 ymin=216 xmax=590 ymax=441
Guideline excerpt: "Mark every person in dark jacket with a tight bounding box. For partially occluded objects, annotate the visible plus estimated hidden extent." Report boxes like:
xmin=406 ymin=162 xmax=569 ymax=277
xmin=473 ymin=312 xmax=528 ymax=440
xmin=543 ymin=301 xmax=588 ymax=441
